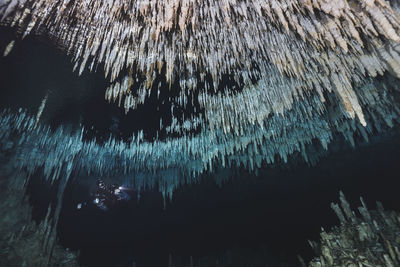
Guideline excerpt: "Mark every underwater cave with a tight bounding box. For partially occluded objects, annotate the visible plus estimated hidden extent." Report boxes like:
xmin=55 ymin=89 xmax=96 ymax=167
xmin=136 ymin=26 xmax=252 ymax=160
xmin=1 ymin=0 xmax=400 ymax=266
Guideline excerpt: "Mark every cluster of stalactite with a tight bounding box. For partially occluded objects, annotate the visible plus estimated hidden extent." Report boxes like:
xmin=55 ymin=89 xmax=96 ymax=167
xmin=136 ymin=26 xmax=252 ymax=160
xmin=307 ymin=192 xmax=400 ymax=267
xmin=1 ymin=74 xmax=400 ymax=199
xmin=1 ymin=0 xmax=400 ymax=196
xmin=2 ymin=0 xmax=400 ymax=132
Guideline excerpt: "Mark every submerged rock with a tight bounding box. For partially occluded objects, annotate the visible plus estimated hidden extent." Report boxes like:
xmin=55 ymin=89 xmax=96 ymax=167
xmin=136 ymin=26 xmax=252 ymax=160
xmin=0 ymin=164 xmax=79 ymax=267
xmin=308 ymin=192 xmax=400 ymax=267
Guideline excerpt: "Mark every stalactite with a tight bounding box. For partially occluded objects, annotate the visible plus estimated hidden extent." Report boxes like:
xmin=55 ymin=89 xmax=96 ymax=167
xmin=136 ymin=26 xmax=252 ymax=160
xmin=3 ymin=39 xmax=15 ymax=57
xmin=0 ymin=76 xmax=399 ymax=199
xmin=34 ymin=91 xmax=49 ymax=129
xmin=1 ymin=0 xmax=400 ymax=129
xmin=1 ymin=0 xmax=400 ymax=196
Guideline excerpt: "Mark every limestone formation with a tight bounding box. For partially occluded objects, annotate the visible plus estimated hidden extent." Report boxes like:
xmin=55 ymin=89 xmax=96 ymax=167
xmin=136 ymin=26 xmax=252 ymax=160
xmin=308 ymin=192 xmax=400 ymax=267
xmin=2 ymin=2 xmax=400 ymax=263
xmin=2 ymin=0 xmax=400 ymax=126
xmin=1 ymin=1 xmax=400 ymax=196
xmin=0 ymin=156 xmax=79 ymax=267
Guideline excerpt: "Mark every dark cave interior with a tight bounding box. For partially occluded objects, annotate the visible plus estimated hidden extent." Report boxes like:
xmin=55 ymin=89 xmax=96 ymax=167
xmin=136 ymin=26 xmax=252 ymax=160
xmin=1 ymin=28 xmax=400 ymax=267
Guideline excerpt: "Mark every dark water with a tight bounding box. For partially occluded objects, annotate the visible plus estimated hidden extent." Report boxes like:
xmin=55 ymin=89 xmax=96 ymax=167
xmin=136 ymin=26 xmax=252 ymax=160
xmin=49 ymin=131 xmax=400 ymax=267
xmin=1 ymin=28 xmax=400 ymax=267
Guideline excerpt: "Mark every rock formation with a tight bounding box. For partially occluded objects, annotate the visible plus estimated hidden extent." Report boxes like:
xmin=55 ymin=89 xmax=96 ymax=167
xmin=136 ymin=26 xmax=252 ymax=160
xmin=1 ymin=2 xmax=400 ymax=265
xmin=0 ymin=154 xmax=79 ymax=267
xmin=308 ymin=192 xmax=400 ymax=267
xmin=1 ymin=0 xmax=400 ymax=196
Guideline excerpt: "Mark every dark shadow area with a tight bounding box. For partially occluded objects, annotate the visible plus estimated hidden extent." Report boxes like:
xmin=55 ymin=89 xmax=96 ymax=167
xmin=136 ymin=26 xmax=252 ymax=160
xmin=0 ymin=27 xmax=203 ymax=144
xmin=54 ymin=129 xmax=400 ymax=267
